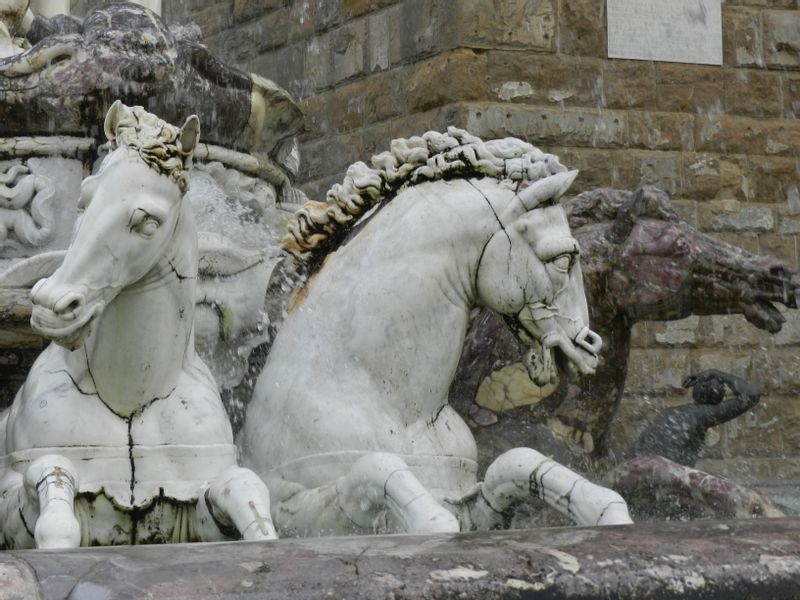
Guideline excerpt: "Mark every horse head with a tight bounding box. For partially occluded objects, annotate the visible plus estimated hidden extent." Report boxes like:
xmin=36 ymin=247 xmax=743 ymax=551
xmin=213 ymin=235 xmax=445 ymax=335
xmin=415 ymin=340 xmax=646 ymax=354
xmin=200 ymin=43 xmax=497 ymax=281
xmin=475 ymin=170 xmax=602 ymax=387
xmin=570 ymin=187 xmax=799 ymax=333
xmin=29 ymin=101 xmax=200 ymax=350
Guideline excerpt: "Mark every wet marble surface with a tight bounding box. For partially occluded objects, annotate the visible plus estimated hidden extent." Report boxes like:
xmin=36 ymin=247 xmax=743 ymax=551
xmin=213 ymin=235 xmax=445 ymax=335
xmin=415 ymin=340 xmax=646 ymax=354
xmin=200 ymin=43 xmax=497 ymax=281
xmin=3 ymin=518 xmax=800 ymax=599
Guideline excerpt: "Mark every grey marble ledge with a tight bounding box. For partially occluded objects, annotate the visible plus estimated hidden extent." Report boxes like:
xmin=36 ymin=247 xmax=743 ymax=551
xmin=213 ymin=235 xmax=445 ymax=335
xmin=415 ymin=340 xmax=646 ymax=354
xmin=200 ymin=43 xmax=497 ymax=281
xmin=3 ymin=518 xmax=800 ymax=599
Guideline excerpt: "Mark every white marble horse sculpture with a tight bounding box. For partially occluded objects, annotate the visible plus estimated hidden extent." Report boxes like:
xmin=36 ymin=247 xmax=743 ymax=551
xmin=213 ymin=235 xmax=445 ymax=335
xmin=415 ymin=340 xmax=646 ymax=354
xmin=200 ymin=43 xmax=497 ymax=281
xmin=0 ymin=102 xmax=277 ymax=549
xmin=241 ymin=128 xmax=632 ymax=536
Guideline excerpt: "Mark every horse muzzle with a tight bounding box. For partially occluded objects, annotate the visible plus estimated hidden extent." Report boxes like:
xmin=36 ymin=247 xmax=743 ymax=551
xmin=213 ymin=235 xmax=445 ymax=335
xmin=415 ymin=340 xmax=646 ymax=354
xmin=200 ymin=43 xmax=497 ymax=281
xmin=518 ymin=306 xmax=602 ymax=386
xmin=30 ymin=280 xmax=105 ymax=349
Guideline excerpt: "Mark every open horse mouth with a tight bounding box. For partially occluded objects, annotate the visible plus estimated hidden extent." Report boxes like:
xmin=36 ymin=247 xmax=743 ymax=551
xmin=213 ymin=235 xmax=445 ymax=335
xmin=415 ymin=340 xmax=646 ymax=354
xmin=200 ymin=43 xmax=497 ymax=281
xmin=30 ymin=300 xmax=105 ymax=350
xmin=505 ymin=315 xmax=601 ymax=386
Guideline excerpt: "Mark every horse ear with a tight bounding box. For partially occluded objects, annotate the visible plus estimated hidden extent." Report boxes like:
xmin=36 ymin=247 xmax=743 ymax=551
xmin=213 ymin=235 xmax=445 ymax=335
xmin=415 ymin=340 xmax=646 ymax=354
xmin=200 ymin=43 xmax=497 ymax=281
xmin=180 ymin=115 xmax=200 ymax=154
xmin=103 ymin=100 xmax=123 ymax=142
xmin=499 ymin=170 xmax=578 ymax=226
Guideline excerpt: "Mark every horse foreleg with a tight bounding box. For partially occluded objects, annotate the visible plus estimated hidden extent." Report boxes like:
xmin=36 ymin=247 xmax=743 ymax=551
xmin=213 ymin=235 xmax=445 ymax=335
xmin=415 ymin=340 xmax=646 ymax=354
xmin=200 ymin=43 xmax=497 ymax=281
xmin=23 ymin=455 xmax=81 ymax=549
xmin=335 ymin=452 xmax=459 ymax=534
xmin=194 ymin=467 xmax=278 ymax=541
xmin=464 ymin=448 xmax=632 ymax=529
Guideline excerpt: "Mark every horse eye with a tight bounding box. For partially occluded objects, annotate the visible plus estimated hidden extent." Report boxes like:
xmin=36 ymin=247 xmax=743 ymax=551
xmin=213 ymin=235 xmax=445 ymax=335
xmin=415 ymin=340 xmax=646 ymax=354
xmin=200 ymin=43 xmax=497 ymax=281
xmin=549 ymin=253 xmax=573 ymax=273
xmin=137 ymin=219 xmax=159 ymax=237
xmin=130 ymin=210 xmax=161 ymax=238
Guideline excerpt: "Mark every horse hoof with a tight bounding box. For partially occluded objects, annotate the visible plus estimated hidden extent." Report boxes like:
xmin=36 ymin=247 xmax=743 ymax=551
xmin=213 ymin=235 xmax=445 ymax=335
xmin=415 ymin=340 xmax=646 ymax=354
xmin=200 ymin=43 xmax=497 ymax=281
xmin=242 ymin=519 xmax=279 ymax=541
xmin=407 ymin=509 xmax=460 ymax=535
xmin=34 ymin=504 xmax=81 ymax=549
xmin=596 ymin=502 xmax=633 ymax=526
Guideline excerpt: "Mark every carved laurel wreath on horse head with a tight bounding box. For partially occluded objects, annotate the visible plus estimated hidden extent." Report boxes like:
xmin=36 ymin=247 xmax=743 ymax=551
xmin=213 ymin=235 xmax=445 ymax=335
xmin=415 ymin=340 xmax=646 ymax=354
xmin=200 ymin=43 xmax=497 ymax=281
xmin=283 ymin=127 xmax=568 ymax=261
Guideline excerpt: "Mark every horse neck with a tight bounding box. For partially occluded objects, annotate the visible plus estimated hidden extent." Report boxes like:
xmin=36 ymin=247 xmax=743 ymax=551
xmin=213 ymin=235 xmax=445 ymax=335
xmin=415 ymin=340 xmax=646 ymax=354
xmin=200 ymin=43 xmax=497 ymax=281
xmin=356 ymin=180 xmax=503 ymax=300
xmin=316 ymin=180 xmax=505 ymax=398
xmin=80 ymin=201 xmax=199 ymax=416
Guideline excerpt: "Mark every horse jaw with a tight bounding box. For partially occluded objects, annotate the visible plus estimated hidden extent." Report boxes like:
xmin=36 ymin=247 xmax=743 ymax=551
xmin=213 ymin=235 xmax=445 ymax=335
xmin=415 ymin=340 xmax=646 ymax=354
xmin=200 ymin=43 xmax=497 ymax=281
xmin=505 ymin=314 xmax=601 ymax=387
xmin=30 ymin=298 xmax=105 ymax=351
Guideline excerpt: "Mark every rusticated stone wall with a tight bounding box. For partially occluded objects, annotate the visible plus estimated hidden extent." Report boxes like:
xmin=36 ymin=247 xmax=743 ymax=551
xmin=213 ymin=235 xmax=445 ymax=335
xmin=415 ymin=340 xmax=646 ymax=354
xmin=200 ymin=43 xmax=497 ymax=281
xmin=168 ymin=0 xmax=800 ymax=486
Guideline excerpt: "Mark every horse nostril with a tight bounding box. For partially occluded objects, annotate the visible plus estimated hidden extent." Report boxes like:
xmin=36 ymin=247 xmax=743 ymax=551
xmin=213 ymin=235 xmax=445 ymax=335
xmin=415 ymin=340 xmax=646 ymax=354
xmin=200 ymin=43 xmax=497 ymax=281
xmin=53 ymin=293 xmax=85 ymax=318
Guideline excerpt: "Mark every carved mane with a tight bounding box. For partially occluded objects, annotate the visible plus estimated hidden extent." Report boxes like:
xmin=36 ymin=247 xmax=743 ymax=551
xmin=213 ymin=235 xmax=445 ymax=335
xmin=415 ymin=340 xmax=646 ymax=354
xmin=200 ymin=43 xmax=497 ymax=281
xmin=104 ymin=103 xmax=198 ymax=193
xmin=283 ymin=127 xmax=568 ymax=261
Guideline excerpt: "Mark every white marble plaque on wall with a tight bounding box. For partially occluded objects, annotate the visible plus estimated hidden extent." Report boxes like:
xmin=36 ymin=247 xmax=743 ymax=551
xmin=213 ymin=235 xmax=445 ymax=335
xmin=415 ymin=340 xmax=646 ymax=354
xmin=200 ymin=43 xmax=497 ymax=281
xmin=607 ymin=0 xmax=722 ymax=65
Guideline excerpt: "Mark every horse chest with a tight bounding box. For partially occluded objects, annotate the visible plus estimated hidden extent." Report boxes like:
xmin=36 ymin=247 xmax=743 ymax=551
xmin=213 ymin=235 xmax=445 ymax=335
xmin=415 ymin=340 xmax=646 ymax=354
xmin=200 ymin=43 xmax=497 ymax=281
xmin=88 ymin=290 xmax=194 ymax=406
xmin=8 ymin=353 xmax=129 ymax=450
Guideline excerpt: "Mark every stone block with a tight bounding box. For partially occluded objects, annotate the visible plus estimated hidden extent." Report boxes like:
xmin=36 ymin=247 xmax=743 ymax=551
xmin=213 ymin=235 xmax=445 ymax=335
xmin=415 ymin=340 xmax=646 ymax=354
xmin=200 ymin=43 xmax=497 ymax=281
xmin=707 ymin=205 xmax=775 ymax=233
xmin=751 ymin=349 xmax=800 ymax=394
xmin=655 ymin=64 xmax=724 ymax=113
xmin=299 ymin=73 xmax=407 ymax=140
xmin=552 ymin=147 xmax=635 ymax=192
xmin=299 ymin=173 xmax=346 ymax=203
xmin=402 ymin=50 xmax=487 ymax=113
xmin=723 ymin=69 xmax=782 ymax=118
xmin=780 ymin=397 xmax=800 ymax=455
xmin=232 ymin=0 xmax=283 ymax=23
xmin=758 ymin=233 xmax=798 ymax=268
xmin=707 ymin=231 xmax=762 ymax=255
xmin=629 ymin=322 xmax=651 ymax=348
xmin=331 ymin=19 xmax=366 ymax=83
xmin=486 ymin=53 xmax=604 ymax=107
xmin=653 ymin=316 xmax=701 ymax=347
xmin=783 ymin=73 xmax=800 ymax=119
xmin=722 ymin=397 xmax=785 ymax=458
xmin=695 ymin=114 xmax=798 ymax=157
xmin=317 ymin=0 xmax=345 ymax=31
xmin=363 ymin=71 xmax=405 ymax=125
xmin=779 ymin=215 xmax=800 ymax=235
xmin=744 ymin=155 xmax=800 ymax=205
xmin=767 ymin=119 xmax=800 ymax=156
xmin=558 ymin=0 xmax=606 ymax=57
xmin=390 ymin=0 xmax=457 ymax=66
xmin=628 ymin=112 xmax=694 ymax=152
xmin=298 ymin=130 xmax=365 ymax=181
xmin=304 ymin=33 xmax=332 ymax=93
xmin=692 ymin=350 xmax=752 ymax=380
xmin=632 ymin=150 xmax=682 ymax=197
xmin=626 ymin=348 xmax=690 ymax=394
xmin=722 ymin=7 xmax=764 ymax=67
xmin=602 ymin=60 xmax=657 ymax=110
xmin=455 ymin=0 xmax=555 ymax=51
xmin=344 ymin=0 xmax=400 ymax=19
xmin=385 ymin=105 xmax=469 ymax=142
xmin=307 ymin=83 xmax=364 ymax=134
xmin=773 ymin=309 xmax=800 ymax=347
xmin=465 ymin=104 xmax=627 ymax=149
xmin=671 ymin=199 xmax=699 ymax=225
xmin=251 ymin=43 xmax=308 ymax=99
xmin=683 ymin=153 xmax=721 ymax=200
xmin=718 ymin=155 xmax=750 ymax=201
xmin=706 ymin=314 xmax=773 ymax=349
xmin=367 ymin=10 xmax=391 ymax=72
xmin=185 ymin=4 xmax=234 ymax=36
xmin=285 ymin=2 xmax=316 ymax=41
xmin=763 ymin=10 xmax=800 ymax=70
xmin=341 ymin=106 xmax=466 ymax=166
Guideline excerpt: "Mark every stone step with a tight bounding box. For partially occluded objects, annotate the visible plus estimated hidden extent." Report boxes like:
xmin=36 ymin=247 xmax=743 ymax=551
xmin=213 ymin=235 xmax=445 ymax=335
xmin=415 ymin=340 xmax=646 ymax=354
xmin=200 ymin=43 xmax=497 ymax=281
xmin=4 ymin=518 xmax=800 ymax=599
